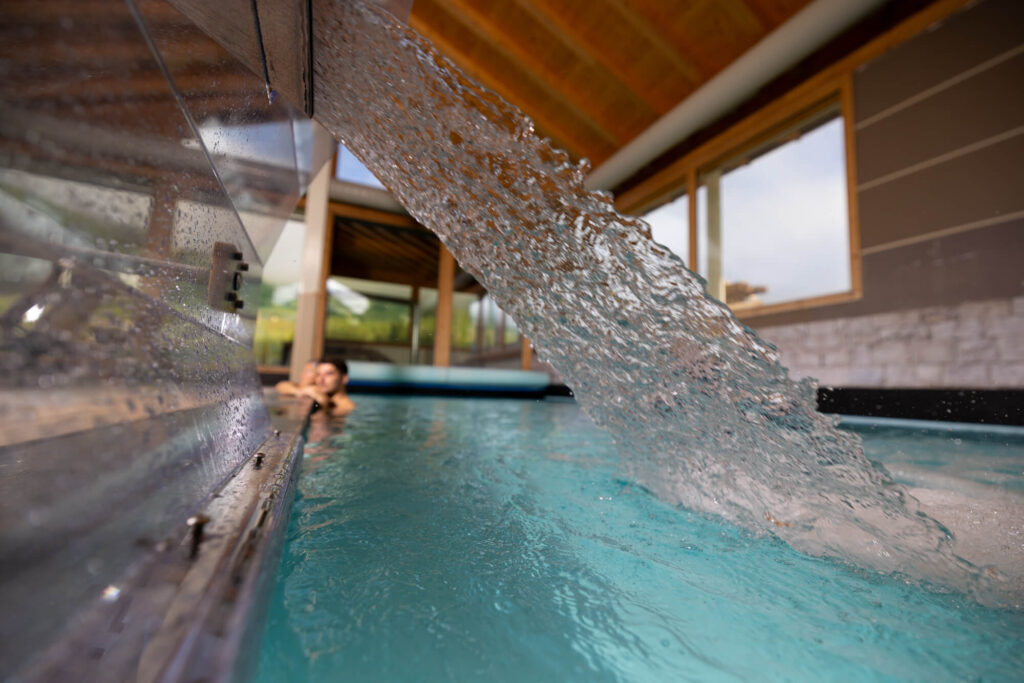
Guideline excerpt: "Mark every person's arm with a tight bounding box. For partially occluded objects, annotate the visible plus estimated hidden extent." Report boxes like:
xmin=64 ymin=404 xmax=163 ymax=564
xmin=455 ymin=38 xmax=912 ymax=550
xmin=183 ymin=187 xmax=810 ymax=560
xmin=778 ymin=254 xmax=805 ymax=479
xmin=274 ymin=380 xmax=300 ymax=396
xmin=296 ymin=385 xmax=331 ymax=407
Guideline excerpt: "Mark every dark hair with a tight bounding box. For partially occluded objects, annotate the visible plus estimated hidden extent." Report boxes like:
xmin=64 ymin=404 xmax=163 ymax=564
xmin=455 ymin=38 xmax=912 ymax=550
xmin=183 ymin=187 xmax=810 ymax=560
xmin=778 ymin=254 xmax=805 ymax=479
xmin=318 ymin=358 xmax=348 ymax=375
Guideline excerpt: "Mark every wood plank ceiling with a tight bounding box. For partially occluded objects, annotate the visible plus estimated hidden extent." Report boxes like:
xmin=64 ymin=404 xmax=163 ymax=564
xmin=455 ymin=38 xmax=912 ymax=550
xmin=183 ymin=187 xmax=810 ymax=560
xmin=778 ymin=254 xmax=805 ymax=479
xmin=331 ymin=0 xmax=816 ymax=290
xmin=408 ymin=0 xmax=815 ymax=168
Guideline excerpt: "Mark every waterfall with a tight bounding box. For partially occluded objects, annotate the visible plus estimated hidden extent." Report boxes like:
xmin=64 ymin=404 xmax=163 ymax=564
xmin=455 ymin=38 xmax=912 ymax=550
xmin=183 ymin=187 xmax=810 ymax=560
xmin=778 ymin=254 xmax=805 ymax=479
xmin=310 ymin=1 xmax=984 ymax=591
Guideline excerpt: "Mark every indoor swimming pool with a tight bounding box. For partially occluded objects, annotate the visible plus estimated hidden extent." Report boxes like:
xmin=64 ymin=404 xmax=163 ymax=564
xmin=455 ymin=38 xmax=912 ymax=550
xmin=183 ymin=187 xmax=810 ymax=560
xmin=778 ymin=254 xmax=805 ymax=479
xmin=254 ymin=396 xmax=1023 ymax=682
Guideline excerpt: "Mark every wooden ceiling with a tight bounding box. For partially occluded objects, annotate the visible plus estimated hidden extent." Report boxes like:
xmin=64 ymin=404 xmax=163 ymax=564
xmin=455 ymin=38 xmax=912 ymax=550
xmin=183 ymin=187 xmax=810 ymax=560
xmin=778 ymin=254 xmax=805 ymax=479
xmin=328 ymin=203 xmax=483 ymax=291
xmin=408 ymin=0 xmax=815 ymax=168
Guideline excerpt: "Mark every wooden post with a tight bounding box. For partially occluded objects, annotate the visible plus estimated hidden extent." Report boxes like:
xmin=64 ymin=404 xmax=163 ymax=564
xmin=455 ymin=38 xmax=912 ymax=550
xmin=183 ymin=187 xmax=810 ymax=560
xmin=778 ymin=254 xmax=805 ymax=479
xmin=475 ymin=293 xmax=485 ymax=354
xmin=704 ymin=168 xmax=724 ymax=302
xmin=409 ymin=285 xmax=420 ymax=364
xmin=290 ymin=157 xmax=332 ymax=380
xmin=520 ymin=336 xmax=532 ymax=371
xmin=433 ymin=244 xmax=455 ymax=367
xmin=687 ymin=168 xmax=698 ymax=271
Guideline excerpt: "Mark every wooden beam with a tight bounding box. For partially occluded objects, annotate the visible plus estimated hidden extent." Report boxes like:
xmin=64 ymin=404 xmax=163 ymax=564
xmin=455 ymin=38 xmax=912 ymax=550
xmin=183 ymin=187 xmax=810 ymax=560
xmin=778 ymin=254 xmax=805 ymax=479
xmin=327 ymin=200 xmax=421 ymax=229
xmin=841 ymin=73 xmax=863 ymax=300
xmin=615 ymin=0 xmax=974 ymax=215
xmin=511 ymin=0 xmax=678 ymax=113
xmin=520 ymin=337 xmax=532 ymax=371
xmin=411 ymin=0 xmax=622 ymax=154
xmin=404 ymin=19 xmax=588 ymax=159
xmin=602 ymin=0 xmax=705 ymax=86
xmin=429 ymin=0 xmax=632 ymax=146
xmin=329 ymin=263 xmax=434 ymax=288
xmin=291 ymin=157 xmax=332 ymax=379
xmin=433 ymin=244 xmax=455 ymax=367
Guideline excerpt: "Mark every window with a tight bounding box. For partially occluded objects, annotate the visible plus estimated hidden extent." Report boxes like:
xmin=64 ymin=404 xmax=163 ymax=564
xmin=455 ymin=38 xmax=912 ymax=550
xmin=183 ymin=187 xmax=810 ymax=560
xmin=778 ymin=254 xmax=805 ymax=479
xmin=472 ymin=294 xmax=521 ymax=352
xmin=626 ymin=88 xmax=860 ymax=316
xmin=253 ymin=219 xmax=305 ymax=366
xmin=699 ymin=112 xmax=851 ymax=309
xmin=417 ymin=287 xmax=478 ymax=351
xmin=324 ymin=277 xmax=413 ymax=344
xmin=334 ymin=144 xmax=385 ymax=188
xmin=645 ymin=192 xmax=689 ymax=266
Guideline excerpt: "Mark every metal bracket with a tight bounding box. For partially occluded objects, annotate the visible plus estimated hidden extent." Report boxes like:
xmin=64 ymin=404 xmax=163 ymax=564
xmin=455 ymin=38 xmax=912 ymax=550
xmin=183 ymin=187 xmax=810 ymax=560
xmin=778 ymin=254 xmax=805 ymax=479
xmin=207 ymin=241 xmax=250 ymax=313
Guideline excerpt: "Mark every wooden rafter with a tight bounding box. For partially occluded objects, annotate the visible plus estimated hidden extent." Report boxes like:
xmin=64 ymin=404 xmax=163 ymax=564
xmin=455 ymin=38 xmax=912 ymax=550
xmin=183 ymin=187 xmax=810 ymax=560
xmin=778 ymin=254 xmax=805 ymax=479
xmin=406 ymin=17 xmax=592 ymax=160
xmin=412 ymin=0 xmax=623 ymax=157
xmin=602 ymin=0 xmax=707 ymax=85
xmin=432 ymin=0 xmax=647 ymax=145
xmin=510 ymin=0 xmax=676 ymax=114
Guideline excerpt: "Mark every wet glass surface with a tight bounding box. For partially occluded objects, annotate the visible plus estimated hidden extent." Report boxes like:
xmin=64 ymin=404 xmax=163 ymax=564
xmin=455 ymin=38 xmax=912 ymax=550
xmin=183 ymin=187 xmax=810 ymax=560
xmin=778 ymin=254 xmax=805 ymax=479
xmin=0 ymin=0 xmax=328 ymax=673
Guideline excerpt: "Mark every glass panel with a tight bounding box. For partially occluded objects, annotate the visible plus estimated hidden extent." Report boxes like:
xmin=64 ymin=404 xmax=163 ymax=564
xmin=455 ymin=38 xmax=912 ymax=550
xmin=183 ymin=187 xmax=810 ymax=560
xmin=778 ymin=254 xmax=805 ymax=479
xmin=254 ymin=219 xmax=306 ymax=366
xmin=325 ymin=276 xmax=411 ymax=344
xmin=473 ymin=294 xmax=500 ymax=351
xmin=697 ymin=115 xmax=850 ymax=309
xmin=418 ymin=287 xmax=478 ymax=352
xmin=503 ymin=310 xmax=520 ymax=346
xmin=645 ymin=193 xmax=689 ymax=266
xmin=335 ymin=143 xmax=386 ymax=188
xmin=0 ymin=0 xmax=281 ymax=671
xmin=134 ymin=0 xmax=316 ymax=265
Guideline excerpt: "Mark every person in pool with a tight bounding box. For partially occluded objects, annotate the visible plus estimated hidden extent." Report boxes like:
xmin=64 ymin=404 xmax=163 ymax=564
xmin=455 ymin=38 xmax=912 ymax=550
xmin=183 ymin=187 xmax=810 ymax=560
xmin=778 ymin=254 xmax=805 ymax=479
xmin=298 ymin=359 xmax=356 ymax=415
xmin=275 ymin=359 xmax=318 ymax=396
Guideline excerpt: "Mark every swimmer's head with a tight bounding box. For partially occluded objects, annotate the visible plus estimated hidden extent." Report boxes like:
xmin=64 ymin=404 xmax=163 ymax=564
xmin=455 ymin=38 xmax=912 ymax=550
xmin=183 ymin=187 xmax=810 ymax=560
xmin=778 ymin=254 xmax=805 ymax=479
xmin=315 ymin=359 xmax=348 ymax=396
xmin=299 ymin=360 xmax=318 ymax=387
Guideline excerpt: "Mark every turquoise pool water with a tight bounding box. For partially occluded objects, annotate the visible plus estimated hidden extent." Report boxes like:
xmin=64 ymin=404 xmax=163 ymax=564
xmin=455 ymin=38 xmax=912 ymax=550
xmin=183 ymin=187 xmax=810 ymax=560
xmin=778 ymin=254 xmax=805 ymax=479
xmin=254 ymin=396 xmax=1023 ymax=682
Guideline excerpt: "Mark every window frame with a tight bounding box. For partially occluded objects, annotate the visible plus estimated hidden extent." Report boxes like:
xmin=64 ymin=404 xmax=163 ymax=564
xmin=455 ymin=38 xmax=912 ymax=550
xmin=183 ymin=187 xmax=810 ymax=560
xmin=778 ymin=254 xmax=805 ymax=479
xmin=621 ymin=75 xmax=862 ymax=319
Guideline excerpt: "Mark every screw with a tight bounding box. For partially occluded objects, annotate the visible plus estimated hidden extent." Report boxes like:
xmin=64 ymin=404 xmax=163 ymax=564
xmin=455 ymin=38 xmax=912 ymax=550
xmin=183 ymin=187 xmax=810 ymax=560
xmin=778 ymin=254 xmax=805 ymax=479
xmin=225 ymin=292 xmax=238 ymax=302
xmin=233 ymin=299 xmax=244 ymax=310
xmin=187 ymin=514 xmax=211 ymax=559
xmin=237 ymin=262 xmax=250 ymax=272
xmin=231 ymin=251 xmax=243 ymax=261
xmin=254 ymin=453 xmax=265 ymax=469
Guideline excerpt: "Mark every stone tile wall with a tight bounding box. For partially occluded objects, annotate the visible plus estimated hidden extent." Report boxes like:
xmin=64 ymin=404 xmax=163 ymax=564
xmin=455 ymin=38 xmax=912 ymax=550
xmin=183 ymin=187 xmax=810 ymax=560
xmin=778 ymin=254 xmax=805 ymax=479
xmin=757 ymin=296 xmax=1024 ymax=388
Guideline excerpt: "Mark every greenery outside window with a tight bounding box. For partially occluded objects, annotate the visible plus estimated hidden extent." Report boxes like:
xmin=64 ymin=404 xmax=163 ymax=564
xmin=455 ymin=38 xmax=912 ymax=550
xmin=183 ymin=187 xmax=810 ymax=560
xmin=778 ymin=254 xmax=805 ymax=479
xmin=253 ymin=219 xmax=305 ymax=366
xmin=324 ymin=277 xmax=412 ymax=344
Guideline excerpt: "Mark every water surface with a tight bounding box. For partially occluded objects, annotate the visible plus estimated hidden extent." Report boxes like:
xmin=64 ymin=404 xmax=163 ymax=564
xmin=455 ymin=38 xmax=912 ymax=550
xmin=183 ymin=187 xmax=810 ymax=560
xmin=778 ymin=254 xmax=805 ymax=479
xmin=255 ymin=397 xmax=1023 ymax=682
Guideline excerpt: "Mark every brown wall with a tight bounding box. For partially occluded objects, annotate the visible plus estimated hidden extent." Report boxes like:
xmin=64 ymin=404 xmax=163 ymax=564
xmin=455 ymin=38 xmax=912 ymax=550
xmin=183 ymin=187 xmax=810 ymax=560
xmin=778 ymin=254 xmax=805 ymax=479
xmin=745 ymin=0 xmax=1024 ymax=330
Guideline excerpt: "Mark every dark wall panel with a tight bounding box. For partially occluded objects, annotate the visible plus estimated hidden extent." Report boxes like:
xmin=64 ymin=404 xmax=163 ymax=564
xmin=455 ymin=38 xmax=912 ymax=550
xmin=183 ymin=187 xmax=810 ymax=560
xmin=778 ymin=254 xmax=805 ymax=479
xmin=853 ymin=0 xmax=1024 ymax=120
xmin=745 ymin=219 xmax=1024 ymax=327
xmin=855 ymin=52 xmax=1024 ymax=183
xmin=857 ymin=133 xmax=1024 ymax=249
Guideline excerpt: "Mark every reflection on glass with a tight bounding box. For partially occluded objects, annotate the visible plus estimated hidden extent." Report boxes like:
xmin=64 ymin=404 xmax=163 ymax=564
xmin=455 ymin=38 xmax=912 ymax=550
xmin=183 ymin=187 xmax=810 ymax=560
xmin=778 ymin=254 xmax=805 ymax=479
xmin=504 ymin=310 xmax=520 ymax=346
xmin=0 ymin=0 xmax=323 ymax=670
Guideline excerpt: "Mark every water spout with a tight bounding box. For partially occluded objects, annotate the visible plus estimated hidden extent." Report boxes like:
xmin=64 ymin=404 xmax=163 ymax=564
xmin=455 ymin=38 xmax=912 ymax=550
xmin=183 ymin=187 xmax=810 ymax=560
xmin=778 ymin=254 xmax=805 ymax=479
xmin=309 ymin=1 xmax=987 ymax=594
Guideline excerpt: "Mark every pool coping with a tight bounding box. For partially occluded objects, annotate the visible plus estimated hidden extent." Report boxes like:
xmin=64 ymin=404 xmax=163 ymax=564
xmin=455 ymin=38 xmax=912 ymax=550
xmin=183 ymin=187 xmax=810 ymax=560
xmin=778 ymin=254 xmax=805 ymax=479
xmin=838 ymin=414 xmax=1024 ymax=437
xmin=15 ymin=398 xmax=312 ymax=683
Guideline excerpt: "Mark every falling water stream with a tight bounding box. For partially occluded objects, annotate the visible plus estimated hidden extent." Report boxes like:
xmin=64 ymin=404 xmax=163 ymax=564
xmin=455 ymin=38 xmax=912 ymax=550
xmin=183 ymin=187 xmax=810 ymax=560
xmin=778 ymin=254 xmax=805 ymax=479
xmin=310 ymin=1 xmax=995 ymax=596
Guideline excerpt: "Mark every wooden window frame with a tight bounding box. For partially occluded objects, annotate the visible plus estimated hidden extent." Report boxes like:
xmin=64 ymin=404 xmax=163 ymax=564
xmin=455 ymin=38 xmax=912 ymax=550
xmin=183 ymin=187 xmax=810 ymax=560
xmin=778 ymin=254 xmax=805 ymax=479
xmin=615 ymin=0 xmax=974 ymax=319
xmin=618 ymin=75 xmax=863 ymax=319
